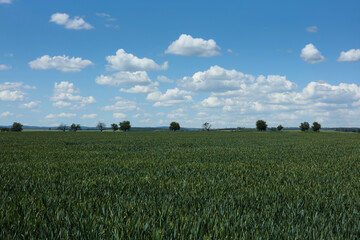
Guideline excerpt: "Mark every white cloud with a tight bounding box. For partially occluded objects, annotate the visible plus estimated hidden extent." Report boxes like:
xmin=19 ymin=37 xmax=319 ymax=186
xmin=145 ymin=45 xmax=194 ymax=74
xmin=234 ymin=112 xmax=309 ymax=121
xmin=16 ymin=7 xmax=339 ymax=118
xmin=306 ymin=26 xmax=318 ymax=33
xmin=29 ymin=55 xmax=93 ymax=72
xmin=82 ymin=113 xmax=97 ymax=119
xmin=0 ymin=64 xmax=11 ymax=70
xmin=96 ymin=13 xmax=110 ymax=17
xmin=45 ymin=113 xmax=76 ymax=120
xmin=106 ymin=49 xmax=168 ymax=71
xmin=50 ymin=13 xmax=93 ymax=30
xmin=96 ymin=71 xmax=152 ymax=87
xmin=179 ymin=65 xmax=254 ymax=92
xmin=200 ymin=97 xmax=223 ymax=108
xmin=0 ymin=111 xmax=13 ymax=118
xmin=103 ymin=98 xmax=137 ymax=111
xmin=19 ymin=101 xmax=40 ymax=108
xmin=300 ymin=43 xmax=325 ymax=64
xmin=157 ymin=75 xmax=174 ymax=83
xmin=337 ymin=49 xmax=360 ymax=62
xmin=51 ymin=81 xmax=96 ymax=109
xmin=0 ymin=0 xmax=12 ymax=4
xmin=165 ymin=34 xmax=220 ymax=57
xmin=0 ymin=82 xmax=34 ymax=101
xmin=113 ymin=113 xmax=126 ymax=119
xmin=120 ymin=82 xmax=159 ymax=94
xmin=146 ymin=88 xmax=193 ymax=107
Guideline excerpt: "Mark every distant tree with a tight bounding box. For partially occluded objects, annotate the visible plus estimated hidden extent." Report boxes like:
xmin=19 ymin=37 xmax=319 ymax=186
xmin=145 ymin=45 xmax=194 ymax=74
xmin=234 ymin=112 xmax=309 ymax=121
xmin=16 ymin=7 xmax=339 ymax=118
xmin=270 ymin=127 xmax=277 ymax=131
xmin=203 ymin=122 xmax=211 ymax=131
xmin=97 ymin=122 xmax=106 ymax=132
xmin=57 ymin=123 xmax=67 ymax=132
xmin=111 ymin=123 xmax=119 ymax=132
xmin=358 ymin=129 xmax=360 ymax=133
xmin=119 ymin=121 xmax=131 ymax=131
xmin=277 ymin=125 xmax=284 ymax=131
xmin=169 ymin=121 xmax=180 ymax=131
xmin=300 ymin=122 xmax=310 ymax=131
xmin=10 ymin=122 xmax=23 ymax=132
xmin=70 ymin=123 xmax=81 ymax=132
xmin=312 ymin=122 xmax=321 ymax=132
xmin=1 ymin=128 xmax=9 ymax=132
xmin=256 ymin=120 xmax=267 ymax=131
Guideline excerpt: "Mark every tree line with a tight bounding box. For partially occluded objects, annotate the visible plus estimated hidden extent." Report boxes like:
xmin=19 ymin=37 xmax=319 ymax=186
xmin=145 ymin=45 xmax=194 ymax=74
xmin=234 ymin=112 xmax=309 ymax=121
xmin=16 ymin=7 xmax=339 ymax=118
xmin=2 ymin=120 xmax=360 ymax=133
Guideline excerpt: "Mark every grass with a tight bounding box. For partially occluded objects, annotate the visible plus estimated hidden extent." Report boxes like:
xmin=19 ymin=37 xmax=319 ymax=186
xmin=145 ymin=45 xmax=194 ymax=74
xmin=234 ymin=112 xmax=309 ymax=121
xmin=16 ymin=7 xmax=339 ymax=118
xmin=1 ymin=131 xmax=360 ymax=239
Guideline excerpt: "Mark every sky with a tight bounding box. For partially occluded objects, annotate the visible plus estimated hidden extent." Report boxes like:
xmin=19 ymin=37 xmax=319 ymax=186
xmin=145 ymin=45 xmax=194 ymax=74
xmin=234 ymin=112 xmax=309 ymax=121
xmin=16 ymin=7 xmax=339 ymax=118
xmin=1 ymin=0 xmax=360 ymax=128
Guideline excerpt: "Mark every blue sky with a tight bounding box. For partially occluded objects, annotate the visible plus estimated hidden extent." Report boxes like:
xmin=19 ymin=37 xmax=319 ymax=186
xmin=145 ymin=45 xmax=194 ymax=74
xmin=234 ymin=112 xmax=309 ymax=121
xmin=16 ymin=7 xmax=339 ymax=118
xmin=1 ymin=0 xmax=360 ymax=128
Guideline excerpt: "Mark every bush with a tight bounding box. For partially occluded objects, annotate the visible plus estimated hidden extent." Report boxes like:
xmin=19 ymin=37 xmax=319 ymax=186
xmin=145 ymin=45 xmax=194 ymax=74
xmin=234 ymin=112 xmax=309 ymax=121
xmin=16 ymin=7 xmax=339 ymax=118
xmin=256 ymin=120 xmax=267 ymax=131
xmin=11 ymin=122 xmax=23 ymax=132
xmin=277 ymin=125 xmax=284 ymax=131
xmin=111 ymin=123 xmax=119 ymax=132
xmin=1 ymin=128 xmax=9 ymax=132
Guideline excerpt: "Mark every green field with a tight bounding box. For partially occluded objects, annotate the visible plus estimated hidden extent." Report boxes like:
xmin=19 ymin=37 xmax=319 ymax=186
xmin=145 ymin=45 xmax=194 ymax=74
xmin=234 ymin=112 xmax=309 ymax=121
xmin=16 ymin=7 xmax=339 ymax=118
xmin=1 ymin=131 xmax=360 ymax=239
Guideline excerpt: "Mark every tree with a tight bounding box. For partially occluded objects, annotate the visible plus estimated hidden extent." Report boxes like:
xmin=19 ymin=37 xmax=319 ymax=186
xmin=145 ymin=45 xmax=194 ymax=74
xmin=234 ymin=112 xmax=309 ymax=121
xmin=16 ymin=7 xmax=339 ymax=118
xmin=256 ymin=120 xmax=267 ymax=131
xmin=203 ymin=122 xmax=211 ymax=131
xmin=169 ymin=121 xmax=180 ymax=131
xmin=70 ymin=123 xmax=81 ymax=132
xmin=97 ymin=122 xmax=106 ymax=132
xmin=119 ymin=121 xmax=131 ymax=131
xmin=1 ymin=128 xmax=9 ymax=132
xmin=312 ymin=122 xmax=321 ymax=132
xmin=111 ymin=123 xmax=119 ymax=132
xmin=57 ymin=123 xmax=67 ymax=132
xmin=277 ymin=125 xmax=284 ymax=131
xmin=358 ymin=129 xmax=360 ymax=133
xmin=11 ymin=122 xmax=23 ymax=132
xmin=300 ymin=122 xmax=310 ymax=131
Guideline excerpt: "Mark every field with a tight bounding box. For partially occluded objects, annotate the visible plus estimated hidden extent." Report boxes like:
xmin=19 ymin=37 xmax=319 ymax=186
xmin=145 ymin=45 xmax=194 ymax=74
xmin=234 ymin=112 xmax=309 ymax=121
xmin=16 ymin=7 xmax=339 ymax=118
xmin=1 ymin=131 xmax=360 ymax=239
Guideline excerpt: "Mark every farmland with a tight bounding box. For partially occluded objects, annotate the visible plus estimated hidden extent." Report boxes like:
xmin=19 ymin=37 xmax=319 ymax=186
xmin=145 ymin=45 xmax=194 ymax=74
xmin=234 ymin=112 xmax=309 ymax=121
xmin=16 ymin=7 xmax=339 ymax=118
xmin=1 ymin=131 xmax=360 ymax=239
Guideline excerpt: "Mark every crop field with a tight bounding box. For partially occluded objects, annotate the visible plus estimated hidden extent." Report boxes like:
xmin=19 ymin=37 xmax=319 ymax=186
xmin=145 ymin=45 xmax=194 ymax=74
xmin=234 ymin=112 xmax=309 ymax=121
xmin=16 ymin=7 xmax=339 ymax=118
xmin=1 ymin=131 xmax=360 ymax=239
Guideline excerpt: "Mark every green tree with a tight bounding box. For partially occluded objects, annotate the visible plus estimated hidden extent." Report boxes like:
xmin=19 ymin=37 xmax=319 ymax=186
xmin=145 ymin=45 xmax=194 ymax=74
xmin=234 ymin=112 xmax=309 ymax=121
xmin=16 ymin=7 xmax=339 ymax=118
xmin=70 ymin=123 xmax=81 ymax=132
xmin=119 ymin=121 xmax=131 ymax=131
xmin=97 ymin=122 xmax=106 ymax=132
xmin=300 ymin=122 xmax=310 ymax=131
xmin=11 ymin=122 xmax=23 ymax=132
xmin=277 ymin=125 xmax=284 ymax=131
xmin=169 ymin=122 xmax=180 ymax=131
xmin=256 ymin=120 xmax=267 ymax=131
xmin=57 ymin=123 xmax=67 ymax=132
xmin=312 ymin=122 xmax=321 ymax=132
xmin=203 ymin=122 xmax=211 ymax=131
xmin=111 ymin=123 xmax=119 ymax=132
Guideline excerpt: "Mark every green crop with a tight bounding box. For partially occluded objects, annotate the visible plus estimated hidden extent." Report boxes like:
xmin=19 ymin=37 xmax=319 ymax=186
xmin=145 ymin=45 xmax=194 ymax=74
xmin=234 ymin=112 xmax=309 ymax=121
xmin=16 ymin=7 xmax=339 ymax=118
xmin=1 ymin=131 xmax=360 ymax=239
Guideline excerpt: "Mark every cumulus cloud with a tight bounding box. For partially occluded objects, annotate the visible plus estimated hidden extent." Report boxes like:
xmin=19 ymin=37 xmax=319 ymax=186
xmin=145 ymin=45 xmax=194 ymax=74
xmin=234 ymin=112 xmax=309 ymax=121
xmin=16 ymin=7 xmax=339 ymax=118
xmin=29 ymin=55 xmax=93 ymax=72
xmin=300 ymin=43 xmax=325 ymax=64
xmin=179 ymin=65 xmax=254 ymax=92
xmin=103 ymin=97 xmax=137 ymax=111
xmin=0 ymin=111 xmax=13 ymax=118
xmin=120 ymin=82 xmax=159 ymax=94
xmin=337 ymin=49 xmax=360 ymax=62
xmin=45 ymin=113 xmax=76 ymax=120
xmin=50 ymin=13 xmax=93 ymax=30
xmin=113 ymin=113 xmax=126 ymax=119
xmin=157 ymin=75 xmax=174 ymax=83
xmin=106 ymin=49 xmax=168 ymax=71
xmin=19 ymin=101 xmax=40 ymax=108
xmin=165 ymin=34 xmax=220 ymax=57
xmin=0 ymin=64 xmax=11 ymax=70
xmin=306 ymin=26 xmax=318 ymax=33
xmin=82 ymin=113 xmax=97 ymax=119
xmin=96 ymin=71 xmax=152 ymax=87
xmin=51 ymin=81 xmax=96 ymax=109
xmin=146 ymin=88 xmax=193 ymax=107
xmin=0 ymin=82 xmax=35 ymax=101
